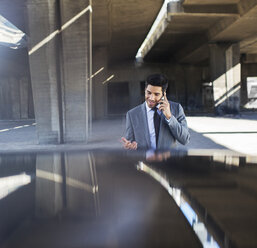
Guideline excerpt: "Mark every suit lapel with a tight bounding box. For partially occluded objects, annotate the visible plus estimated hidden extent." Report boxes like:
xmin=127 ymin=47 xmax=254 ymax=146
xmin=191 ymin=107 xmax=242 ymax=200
xmin=158 ymin=101 xmax=173 ymax=148
xmin=141 ymin=102 xmax=151 ymax=148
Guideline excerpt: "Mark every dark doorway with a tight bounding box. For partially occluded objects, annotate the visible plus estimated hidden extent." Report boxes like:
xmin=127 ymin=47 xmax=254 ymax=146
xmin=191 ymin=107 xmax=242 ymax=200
xmin=108 ymin=82 xmax=129 ymax=115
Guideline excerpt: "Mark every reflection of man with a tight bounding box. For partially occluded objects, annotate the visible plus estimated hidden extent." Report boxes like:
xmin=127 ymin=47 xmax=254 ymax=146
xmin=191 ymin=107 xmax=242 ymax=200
xmin=145 ymin=150 xmax=171 ymax=162
xmin=121 ymin=74 xmax=190 ymax=150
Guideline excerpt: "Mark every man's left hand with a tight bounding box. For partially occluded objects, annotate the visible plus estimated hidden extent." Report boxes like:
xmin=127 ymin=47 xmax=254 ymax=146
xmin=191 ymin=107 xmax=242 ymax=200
xmin=158 ymin=92 xmax=172 ymax=120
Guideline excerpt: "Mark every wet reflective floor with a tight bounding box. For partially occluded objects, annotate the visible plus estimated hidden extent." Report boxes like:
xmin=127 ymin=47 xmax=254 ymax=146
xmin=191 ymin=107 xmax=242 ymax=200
xmin=0 ymin=149 xmax=257 ymax=248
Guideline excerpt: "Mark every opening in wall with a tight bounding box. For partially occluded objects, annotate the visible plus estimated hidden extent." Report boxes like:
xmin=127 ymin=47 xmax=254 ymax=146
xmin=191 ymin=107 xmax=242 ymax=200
xmin=107 ymin=82 xmax=129 ymax=115
xmin=247 ymin=77 xmax=257 ymax=99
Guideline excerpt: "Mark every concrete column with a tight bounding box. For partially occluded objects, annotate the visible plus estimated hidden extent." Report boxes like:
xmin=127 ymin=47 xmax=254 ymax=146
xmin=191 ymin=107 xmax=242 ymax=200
xmin=27 ymin=0 xmax=61 ymax=143
xmin=210 ymin=43 xmax=241 ymax=115
xmin=60 ymin=0 xmax=90 ymax=142
xmin=26 ymin=0 xmax=91 ymax=143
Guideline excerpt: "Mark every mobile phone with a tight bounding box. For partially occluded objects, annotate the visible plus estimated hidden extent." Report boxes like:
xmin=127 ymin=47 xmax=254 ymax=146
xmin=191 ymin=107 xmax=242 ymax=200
xmin=157 ymin=95 xmax=165 ymax=109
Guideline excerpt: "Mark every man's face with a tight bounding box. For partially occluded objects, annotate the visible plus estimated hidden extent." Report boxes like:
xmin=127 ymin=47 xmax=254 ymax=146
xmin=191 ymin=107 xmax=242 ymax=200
xmin=145 ymin=84 xmax=163 ymax=108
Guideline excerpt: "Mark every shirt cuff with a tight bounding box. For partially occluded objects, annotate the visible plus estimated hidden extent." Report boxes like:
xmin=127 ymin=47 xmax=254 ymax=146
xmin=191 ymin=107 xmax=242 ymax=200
xmin=165 ymin=116 xmax=172 ymax=123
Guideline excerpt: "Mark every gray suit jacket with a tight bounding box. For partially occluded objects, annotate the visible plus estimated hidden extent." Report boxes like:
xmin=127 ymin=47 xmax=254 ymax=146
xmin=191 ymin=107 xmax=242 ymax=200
xmin=125 ymin=101 xmax=190 ymax=149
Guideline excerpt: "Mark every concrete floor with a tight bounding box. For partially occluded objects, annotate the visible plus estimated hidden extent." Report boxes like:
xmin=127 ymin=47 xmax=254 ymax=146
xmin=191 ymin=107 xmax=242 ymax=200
xmin=184 ymin=113 xmax=257 ymax=156
xmin=0 ymin=113 xmax=257 ymax=155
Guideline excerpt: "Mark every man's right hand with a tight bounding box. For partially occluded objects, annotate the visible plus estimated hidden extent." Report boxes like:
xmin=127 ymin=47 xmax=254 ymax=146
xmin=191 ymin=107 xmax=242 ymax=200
xmin=121 ymin=137 xmax=138 ymax=150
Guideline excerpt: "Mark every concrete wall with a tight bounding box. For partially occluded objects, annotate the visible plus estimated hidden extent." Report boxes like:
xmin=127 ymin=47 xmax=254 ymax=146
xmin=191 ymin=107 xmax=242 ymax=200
xmin=93 ymin=47 xmax=205 ymax=119
xmin=0 ymin=48 xmax=34 ymax=120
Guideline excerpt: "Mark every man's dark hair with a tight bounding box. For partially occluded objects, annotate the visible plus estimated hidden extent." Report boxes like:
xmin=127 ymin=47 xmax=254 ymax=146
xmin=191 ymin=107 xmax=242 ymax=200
xmin=145 ymin=74 xmax=168 ymax=92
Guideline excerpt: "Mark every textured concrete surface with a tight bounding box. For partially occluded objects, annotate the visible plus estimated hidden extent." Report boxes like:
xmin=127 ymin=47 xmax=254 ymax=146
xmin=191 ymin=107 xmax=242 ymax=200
xmin=0 ymin=113 xmax=257 ymax=155
xmin=183 ymin=113 xmax=257 ymax=155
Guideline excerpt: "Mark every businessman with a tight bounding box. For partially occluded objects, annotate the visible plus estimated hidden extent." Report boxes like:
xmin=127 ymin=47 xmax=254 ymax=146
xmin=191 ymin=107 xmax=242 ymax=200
xmin=121 ymin=74 xmax=190 ymax=150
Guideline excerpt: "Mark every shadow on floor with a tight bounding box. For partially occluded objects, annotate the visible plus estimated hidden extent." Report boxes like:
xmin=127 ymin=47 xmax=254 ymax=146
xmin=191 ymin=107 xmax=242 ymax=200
xmin=177 ymin=129 xmax=228 ymax=150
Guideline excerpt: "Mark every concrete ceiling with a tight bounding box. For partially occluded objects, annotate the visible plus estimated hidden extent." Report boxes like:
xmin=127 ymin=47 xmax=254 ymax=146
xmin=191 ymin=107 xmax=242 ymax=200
xmin=144 ymin=0 xmax=257 ymax=64
xmin=1 ymin=0 xmax=257 ymax=66
xmin=92 ymin=0 xmax=163 ymax=65
xmin=93 ymin=0 xmax=257 ymax=65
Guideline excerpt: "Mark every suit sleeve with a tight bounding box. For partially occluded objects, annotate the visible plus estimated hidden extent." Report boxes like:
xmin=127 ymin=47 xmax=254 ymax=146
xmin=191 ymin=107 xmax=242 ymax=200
xmin=166 ymin=104 xmax=190 ymax=145
xmin=125 ymin=111 xmax=135 ymax=142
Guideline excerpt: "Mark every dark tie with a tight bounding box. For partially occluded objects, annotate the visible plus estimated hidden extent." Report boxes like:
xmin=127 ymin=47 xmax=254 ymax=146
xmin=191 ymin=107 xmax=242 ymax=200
xmin=153 ymin=107 xmax=160 ymax=146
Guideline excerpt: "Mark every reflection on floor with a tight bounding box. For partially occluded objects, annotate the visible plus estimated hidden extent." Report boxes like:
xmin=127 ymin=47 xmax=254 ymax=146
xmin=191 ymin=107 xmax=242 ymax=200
xmin=0 ymin=150 xmax=257 ymax=247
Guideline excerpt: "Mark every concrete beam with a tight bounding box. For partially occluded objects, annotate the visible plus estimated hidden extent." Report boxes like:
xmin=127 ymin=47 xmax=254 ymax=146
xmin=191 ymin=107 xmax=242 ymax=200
xmin=207 ymin=16 xmax=239 ymax=41
xmin=140 ymin=0 xmax=238 ymax=62
xmin=240 ymin=35 xmax=257 ymax=54
xmin=174 ymin=34 xmax=209 ymax=63
xmin=242 ymin=53 xmax=257 ymax=63
xmin=168 ymin=2 xmax=239 ymax=15
xmin=169 ymin=0 xmax=257 ymax=63
xmin=173 ymin=0 xmax=257 ymax=63
xmin=182 ymin=4 xmax=238 ymax=15
xmin=237 ymin=0 xmax=257 ymax=15
xmin=167 ymin=1 xmax=239 ymax=63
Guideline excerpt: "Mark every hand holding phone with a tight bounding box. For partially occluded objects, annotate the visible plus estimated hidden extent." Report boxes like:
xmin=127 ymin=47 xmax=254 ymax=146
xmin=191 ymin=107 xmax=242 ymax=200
xmin=157 ymin=95 xmax=165 ymax=110
xmin=157 ymin=92 xmax=172 ymax=119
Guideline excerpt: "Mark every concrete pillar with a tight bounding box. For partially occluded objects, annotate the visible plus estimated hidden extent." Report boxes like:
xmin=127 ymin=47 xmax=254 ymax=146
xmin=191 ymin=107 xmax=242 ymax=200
xmin=26 ymin=0 xmax=91 ymax=143
xmin=61 ymin=0 xmax=90 ymax=142
xmin=27 ymin=0 xmax=61 ymax=143
xmin=210 ymin=43 xmax=241 ymax=115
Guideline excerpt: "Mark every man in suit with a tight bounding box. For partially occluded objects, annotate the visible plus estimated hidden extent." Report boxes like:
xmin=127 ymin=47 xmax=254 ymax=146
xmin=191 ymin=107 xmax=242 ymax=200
xmin=121 ymin=74 xmax=190 ymax=150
